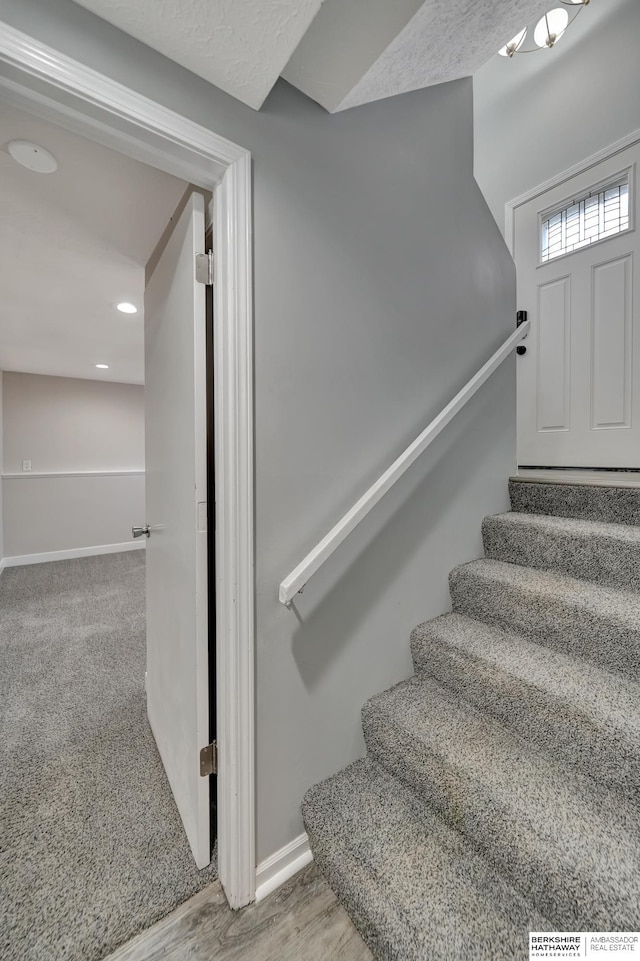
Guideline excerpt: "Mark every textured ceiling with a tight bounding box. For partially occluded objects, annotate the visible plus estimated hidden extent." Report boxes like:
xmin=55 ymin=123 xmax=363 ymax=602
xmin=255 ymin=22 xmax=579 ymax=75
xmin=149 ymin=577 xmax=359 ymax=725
xmin=0 ymin=101 xmax=187 ymax=384
xmin=67 ymin=0 xmax=573 ymax=114
xmin=70 ymin=0 xmax=326 ymax=110
xmin=339 ymin=0 xmax=553 ymax=112
xmin=282 ymin=0 xmax=425 ymax=115
xmin=284 ymin=0 xmax=554 ymax=113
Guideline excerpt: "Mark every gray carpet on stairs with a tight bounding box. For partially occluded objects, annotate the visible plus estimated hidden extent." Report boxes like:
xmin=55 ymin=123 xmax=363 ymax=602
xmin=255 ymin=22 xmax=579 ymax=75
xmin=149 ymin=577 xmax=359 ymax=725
xmin=0 ymin=553 xmax=216 ymax=961
xmin=509 ymin=478 xmax=640 ymax=525
xmin=410 ymin=612 xmax=640 ymax=788
xmin=362 ymin=675 xmax=640 ymax=930
xmin=482 ymin=510 xmax=640 ymax=591
xmin=302 ymin=759 xmax=551 ymax=961
xmin=450 ymin=558 xmax=640 ymax=678
xmin=302 ymin=479 xmax=640 ymax=960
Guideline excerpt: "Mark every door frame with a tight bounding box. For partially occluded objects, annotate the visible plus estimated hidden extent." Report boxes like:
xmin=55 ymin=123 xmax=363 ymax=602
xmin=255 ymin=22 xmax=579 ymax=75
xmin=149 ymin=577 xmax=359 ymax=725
xmin=505 ymin=127 xmax=640 ymax=256
xmin=0 ymin=23 xmax=255 ymax=908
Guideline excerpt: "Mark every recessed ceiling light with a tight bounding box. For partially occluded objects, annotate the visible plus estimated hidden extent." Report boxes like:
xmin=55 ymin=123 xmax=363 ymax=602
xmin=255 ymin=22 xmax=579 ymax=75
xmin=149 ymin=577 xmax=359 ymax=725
xmin=8 ymin=140 xmax=58 ymax=173
xmin=95 ymin=364 xmax=109 ymax=369
xmin=116 ymin=302 xmax=137 ymax=314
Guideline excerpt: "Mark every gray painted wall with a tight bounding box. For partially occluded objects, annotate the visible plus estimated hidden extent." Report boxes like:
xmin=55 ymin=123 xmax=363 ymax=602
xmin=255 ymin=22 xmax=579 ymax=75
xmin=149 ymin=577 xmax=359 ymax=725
xmin=3 ymin=372 xmax=144 ymax=473
xmin=3 ymin=473 xmax=145 ymax=557
xmin=0 ymin=0 xmax=517 ymax=862
xmin=474 ymin=0 xmax=640 ymax=235
xmin=2 ymin=372 xmax=144 ymax=557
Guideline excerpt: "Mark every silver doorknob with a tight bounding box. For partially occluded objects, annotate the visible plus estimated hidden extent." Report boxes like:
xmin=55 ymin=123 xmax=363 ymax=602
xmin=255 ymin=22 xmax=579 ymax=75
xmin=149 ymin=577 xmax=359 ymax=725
xmin=132 ymin=525 xmax=150 ymax=538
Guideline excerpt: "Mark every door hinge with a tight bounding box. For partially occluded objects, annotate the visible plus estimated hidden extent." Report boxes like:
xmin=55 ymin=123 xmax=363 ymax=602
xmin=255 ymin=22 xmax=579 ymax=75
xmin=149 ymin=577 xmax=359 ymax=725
xmin=200 ymin=741 xmax=218 ymax=776
xmin=195 ymin=250 xmax=214 ymax=286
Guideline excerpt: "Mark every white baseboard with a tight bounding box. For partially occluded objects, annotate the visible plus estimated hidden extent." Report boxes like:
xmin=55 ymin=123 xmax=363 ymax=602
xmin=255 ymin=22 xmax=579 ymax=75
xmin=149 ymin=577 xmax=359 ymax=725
xmin=255 ymin=832 xmax=313 ymax=903
xmin=2 ymin=540 xmax=146 ymax=568
xmin=0 ymin=557 xmax=5 ymax=576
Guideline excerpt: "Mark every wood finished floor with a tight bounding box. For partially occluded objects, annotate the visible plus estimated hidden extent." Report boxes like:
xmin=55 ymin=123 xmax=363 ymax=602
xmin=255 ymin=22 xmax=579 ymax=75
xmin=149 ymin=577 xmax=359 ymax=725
xmin=105 ymin=863 xmax=373 ymax=961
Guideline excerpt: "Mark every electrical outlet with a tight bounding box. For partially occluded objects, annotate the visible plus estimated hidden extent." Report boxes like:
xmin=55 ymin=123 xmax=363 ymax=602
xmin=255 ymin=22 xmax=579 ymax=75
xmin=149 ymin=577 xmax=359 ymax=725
xmin=22 ymin=459 xmax=32 ymax=471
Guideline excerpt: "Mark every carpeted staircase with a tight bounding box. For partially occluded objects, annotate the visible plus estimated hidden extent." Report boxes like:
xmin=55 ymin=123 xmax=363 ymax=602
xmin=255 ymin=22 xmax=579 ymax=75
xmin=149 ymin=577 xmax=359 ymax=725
xmin=302 ymin=478 xmax=640 ymax=960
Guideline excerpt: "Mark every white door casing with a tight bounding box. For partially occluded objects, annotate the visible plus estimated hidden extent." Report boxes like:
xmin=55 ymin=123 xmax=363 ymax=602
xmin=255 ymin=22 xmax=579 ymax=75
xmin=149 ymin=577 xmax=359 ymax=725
xmin=0 ymin=24 xmax=255 ymax=906
xmin=145 ymin=190 xmax=210 ymax=868
xmin=513 ymin=141 xmax=640 ymax=469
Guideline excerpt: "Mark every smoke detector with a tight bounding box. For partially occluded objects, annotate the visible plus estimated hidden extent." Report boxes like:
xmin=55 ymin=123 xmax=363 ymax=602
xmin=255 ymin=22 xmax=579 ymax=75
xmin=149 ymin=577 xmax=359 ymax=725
xmin=8 ymin=140 xmax=58 ymax=173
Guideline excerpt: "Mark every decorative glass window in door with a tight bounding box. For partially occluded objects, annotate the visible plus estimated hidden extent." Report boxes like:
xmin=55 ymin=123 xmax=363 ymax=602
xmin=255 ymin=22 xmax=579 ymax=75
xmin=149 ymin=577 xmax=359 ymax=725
xmin=541 ymin=174 xmax=630 ymax=263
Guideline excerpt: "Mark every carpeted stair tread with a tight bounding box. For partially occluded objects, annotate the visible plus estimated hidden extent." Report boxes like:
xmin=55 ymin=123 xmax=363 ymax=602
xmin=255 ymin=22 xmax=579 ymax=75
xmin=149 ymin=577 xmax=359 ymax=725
xmin=362 ymin=675 xmax=640 ymax=930
xmin=509 ymin=479 xmax=640 ymax=526
xmin=449 ymin=558 xmax=640 ymax=677
xmin=482 ymin=511 xmax=640 ymax=591
xmin=410 ymin=612 xmax=640 ymax=787
xmin=302 ymin=758 xmax=550 ymax=961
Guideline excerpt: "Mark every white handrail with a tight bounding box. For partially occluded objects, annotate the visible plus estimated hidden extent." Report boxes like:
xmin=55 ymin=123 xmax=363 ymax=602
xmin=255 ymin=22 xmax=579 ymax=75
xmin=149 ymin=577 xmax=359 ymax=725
xmin=279 ymin=321 xmax=530 ymax=606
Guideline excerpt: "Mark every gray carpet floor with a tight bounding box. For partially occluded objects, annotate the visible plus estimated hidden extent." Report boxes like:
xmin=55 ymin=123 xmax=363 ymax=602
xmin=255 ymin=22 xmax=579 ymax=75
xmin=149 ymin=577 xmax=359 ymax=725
xmin=0 ymin=552 xmax=217 ymax=961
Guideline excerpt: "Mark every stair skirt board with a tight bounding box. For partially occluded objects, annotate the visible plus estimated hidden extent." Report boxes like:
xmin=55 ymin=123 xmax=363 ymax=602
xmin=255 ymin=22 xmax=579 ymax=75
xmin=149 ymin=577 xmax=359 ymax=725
xmin=255 ymin=833 xmax=313 ymax=902
xmin=302 ymin=478 xmax=640 ymax=960
xmin=2 ymin=541 xmax=146 ymax=568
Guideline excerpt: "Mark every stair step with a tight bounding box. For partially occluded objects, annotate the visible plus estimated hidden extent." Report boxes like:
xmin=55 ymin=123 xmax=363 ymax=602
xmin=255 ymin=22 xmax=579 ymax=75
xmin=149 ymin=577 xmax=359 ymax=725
xmin=362 ymin=676 xmax=640 ymax=931
xmin=449 ymin=558 xmax=640 ymax=679
xmin=302 ymin=758 xmax=549 ymax=961
xmin=410 ymin=612 xmax=640 ymax=788
xmin=482 ymin=511 xmax=640 ymax=592
xmin=509 ymin=478 xmax=640 ymax=526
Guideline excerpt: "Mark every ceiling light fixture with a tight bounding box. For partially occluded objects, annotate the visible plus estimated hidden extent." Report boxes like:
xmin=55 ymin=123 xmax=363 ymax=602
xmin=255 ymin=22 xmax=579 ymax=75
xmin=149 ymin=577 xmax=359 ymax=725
xmin=7 ymin=140 xmax=58 ymax=173
xmin=534 ymin=8 xmax=569 ymax=48
xmin=95 ymin=364 xmax=109 ymax=369
xmin=498 ymin=27 xmax=528 ymax=58
xmin=498 ymin=0 xmax=589 ymax=58
xmin=116 ymin=302 xmax=137 ymax=314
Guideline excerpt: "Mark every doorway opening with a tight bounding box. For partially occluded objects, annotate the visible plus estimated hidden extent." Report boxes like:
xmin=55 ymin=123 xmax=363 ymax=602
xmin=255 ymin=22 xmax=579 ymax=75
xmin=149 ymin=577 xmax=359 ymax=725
xmin=0 ymin=19 xmax=255 ymax=916
xmin=0 ymin=98 xmax=221 ymax=959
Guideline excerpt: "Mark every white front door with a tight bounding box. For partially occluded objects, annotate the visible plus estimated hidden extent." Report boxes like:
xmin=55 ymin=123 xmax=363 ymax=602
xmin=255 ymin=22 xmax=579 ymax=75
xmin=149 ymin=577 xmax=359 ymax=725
xmin=515 ymin=142 xmax=640 ymax=468
xmin=144 ymin=190 xmax=211 ymax=868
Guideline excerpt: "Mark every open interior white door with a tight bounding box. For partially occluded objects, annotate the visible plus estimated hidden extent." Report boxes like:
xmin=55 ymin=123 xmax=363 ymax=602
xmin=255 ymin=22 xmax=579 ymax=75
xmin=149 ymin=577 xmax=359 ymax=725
xmin=515 ymin=141 xmax=640 ymax=468
xmin=144 ymin=189 xmax=211 ymax=868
